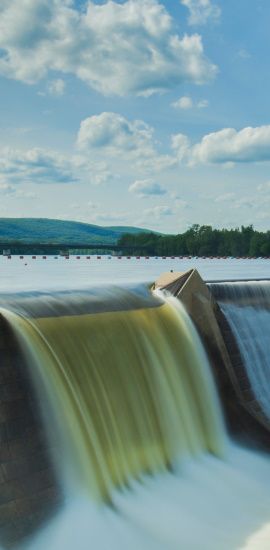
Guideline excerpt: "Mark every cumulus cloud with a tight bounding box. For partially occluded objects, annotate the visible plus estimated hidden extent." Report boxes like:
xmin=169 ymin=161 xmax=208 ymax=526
xmin=0 ymin=111 xmax=177 ymax=189
xmin=0 ymin=0 xmax=217 ymax=96
xmin=172 ymin=125 xmax=270 ymax=165
xmin=172 ymin=96 xmax=193 ymax=109
xmin=172 ymin=95 xmax=209 ymax=109
xmin=171 ymin=133 xmax=191 ymax=161
xmin=191 ymin=126 xmax=270 ymax=164
xmin=77 ymin=112 xmax=176 ymax=172
xmin=0 ymin=147 xmax=77 ymax=185
xmin=129 ymin=179 xmax=166 ymax=197
xmin=74 ymin=155 xmax=112 ymax=186
xmin=181 ymin=0 xmax=221 ymax=26
xmin=77 ymin=112 xmax=152 ymax=152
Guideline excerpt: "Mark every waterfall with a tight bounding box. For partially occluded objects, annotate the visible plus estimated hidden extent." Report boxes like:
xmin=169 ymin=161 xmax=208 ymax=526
xmin=0 ymin=286 xmax=225 ymax=503
xmin=209 ymin=281 xmax=270 ymax=420
xmin=1 ymin=284 xmax=270 ymax=550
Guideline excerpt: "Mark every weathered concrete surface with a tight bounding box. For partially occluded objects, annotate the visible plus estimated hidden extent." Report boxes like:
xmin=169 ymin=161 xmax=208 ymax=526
xmin=154 ymin=269 xmax=270 ymax=445
xmin=0 ymin=316 xmax=61 ymax=549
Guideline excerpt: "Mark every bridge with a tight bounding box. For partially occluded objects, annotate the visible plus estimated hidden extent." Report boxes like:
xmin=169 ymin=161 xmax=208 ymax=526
xmin=0 ymin=242 xmax=144 ymax=254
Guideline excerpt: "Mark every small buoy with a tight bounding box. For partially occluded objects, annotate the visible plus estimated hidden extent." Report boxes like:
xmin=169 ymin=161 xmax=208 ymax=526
xmin=25 ymin=263 xmax=27 ymax=266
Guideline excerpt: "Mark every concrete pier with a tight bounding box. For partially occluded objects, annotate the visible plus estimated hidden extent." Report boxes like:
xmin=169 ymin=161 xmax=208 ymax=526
xmin=154 ymin=270 xmax=270 ymax=446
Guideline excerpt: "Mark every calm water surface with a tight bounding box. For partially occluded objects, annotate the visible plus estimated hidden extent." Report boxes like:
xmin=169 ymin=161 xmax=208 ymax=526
xmin=0 ymin=255 xmax=269 ymax=291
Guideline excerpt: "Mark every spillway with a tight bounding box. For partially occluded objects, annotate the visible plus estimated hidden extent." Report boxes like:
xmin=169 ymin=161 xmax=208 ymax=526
xmin=209 ymin=281 xmax=270 ymax=428
xmin=0 ymin=280 xmax=269 ymax=549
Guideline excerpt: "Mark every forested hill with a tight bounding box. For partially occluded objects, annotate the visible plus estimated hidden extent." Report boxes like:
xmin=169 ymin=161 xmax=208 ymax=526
xmin=0 ymin=218 xmax=151 ymax=244
xmin=118 ymin=225 xmax=270 ymax=257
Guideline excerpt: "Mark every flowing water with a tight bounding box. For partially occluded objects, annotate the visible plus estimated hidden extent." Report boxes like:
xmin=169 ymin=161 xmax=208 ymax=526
xmin=0 ymin=289 xmax=225 ymax=502
xmin=209 ymin=281 xmax=270 ymax=420
xmin=0 ymin=279 xmax=269 ymax=549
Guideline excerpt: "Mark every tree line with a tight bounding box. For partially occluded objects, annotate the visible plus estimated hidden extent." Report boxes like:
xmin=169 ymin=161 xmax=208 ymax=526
xmin=118 ymin=225 xmax=270 ymax=257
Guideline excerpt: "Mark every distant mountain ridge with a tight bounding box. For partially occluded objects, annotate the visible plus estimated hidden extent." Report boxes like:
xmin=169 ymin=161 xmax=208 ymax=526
xmin=0 ymin=218 xmax=152 ymax=244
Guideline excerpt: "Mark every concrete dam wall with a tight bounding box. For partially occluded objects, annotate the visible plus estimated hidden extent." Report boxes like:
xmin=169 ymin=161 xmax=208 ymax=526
xmin=0 ymin=316 xmax=60 ymax=548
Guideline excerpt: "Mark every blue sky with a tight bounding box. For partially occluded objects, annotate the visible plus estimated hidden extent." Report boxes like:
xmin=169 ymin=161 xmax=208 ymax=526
xmin=0 ymin=0 xmax=270 ymax=233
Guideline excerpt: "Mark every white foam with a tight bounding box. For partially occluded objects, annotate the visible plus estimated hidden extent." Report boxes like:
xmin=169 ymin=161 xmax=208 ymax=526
xmin=23 ymin=444 xmax=270 ymax=550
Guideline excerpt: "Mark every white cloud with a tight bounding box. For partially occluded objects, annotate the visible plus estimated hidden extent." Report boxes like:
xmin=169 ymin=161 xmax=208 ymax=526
xmin=197 ymin=98 xmax=209 ymax=108
xmin=92 ymin=212 xmax=128 ymax=223
xmin=181 ymin=0 xmax=221 ymax=26
xmin=171 ymin=133 xmax=191 ymax=161
xmin=172 ymin=96 xmax=209 ymax=110
xmin=232 ymin=197 xmax=255 ymax=209
xmin=0 ymin=112 xmax=177 ymax=190
xmin=172 ymin=125 xmax=270 ymax=165
xmin=129 ymin=179 xmax=166 ymax=197
xmin=214 ymin=193 xmax=235 ymax=203
xmin=0 ymin=182 xmax=16 ymax=194
xmin=0 ymin=180 xmax=37 ymax=198
xmin=191 ymin=126 xmax=270 ymax=164
xmin=47 ymin=78 xmax=65 ymax=97
xmin=238 ymin=49 xmax=251 ymax=60
xmin=175 ymin=199 xmax=189 ymax=209
xmin=0 ymin=147 xmax=77 ymax=185
xmin=77 ymin=112 xmax=152 ymax=152
xmin=0 ymin=0 xmax=217 ymax=96
xmin=257 ymin=181 xmax=270 ymax=192
xmin=77 ymin=112 xmax=175 ymax=172
xmin=172 ymin=96 xmax=193 ymax=109
xmin=143 ymin=205 xmax=173 ymax=218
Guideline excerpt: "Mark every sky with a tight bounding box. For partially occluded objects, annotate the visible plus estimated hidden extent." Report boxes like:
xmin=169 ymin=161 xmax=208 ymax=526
xmin=0 ymin=0 xmax=270 ymax=233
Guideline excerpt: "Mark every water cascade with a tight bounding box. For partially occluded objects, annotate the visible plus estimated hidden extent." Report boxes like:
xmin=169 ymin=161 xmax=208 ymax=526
xmin=209 ymin=281 xmax=270 ymax=422
xmin=0 ymin=283 xmax=269 ymax=549
xmin=1 ymin=287 xmax=225 ymax=505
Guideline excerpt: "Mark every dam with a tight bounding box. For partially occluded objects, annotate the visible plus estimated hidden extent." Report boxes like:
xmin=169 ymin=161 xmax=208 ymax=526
xmin=0 ymin=267 xmax=270 ymax=549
